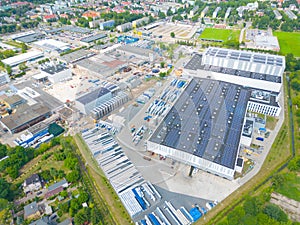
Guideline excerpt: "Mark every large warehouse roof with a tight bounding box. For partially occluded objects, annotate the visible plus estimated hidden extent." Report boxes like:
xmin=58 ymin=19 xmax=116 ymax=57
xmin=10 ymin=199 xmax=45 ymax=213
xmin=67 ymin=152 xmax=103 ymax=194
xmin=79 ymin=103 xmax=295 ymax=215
xmin=2 ymin=51 xmax=44 ymax=67
xmin=76 ymin=87 xmax=110 ymax=105
xmin=149 ymin=78 xmax=250 ymax=170
xmin=204 ymin=47 xmax=285 ymax=68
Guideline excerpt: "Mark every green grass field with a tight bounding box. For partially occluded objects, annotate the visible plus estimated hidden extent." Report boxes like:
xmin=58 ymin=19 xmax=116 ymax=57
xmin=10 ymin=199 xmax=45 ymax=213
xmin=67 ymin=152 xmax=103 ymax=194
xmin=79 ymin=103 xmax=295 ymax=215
xmin=200 ymin=28 xmax=240 ymax=42
xmin=275 ymin=172 xmax=300 ymax=201
xmin=274 ymin=31 xmax=300 ymax=57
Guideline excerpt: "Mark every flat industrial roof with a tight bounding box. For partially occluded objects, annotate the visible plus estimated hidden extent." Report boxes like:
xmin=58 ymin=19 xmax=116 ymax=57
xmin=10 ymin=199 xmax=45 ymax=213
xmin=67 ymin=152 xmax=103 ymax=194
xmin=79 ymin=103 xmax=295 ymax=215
xmin=80 ymin=33 xmax=107 ymax=43
xmin=185 ymin=54 xmax=282 ymax=83
xmin=59 ymin=49 xmax=95 ymax=64
xmin=1 ymin=51 xmax=44 ymax=67
xmin=0 ymin=104 xmax=50 ymax=131
xmin=76 ymin=87 xmax=110 ymax=105
xmin=204 ymin=47 xmax=285 ymax=67
xmin=118 ymin=45 xmax=154 ymax=57
xmin=149 ymin=78 xmax=250 ymax=169
xmin=34 ymin=39 xmax=70 ymax=51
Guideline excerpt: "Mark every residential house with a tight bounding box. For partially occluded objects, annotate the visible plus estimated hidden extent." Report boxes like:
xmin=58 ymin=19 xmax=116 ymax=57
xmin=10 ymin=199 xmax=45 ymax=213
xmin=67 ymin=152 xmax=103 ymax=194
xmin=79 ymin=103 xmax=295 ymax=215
xmin=23 ymin=174 xmax=42 ymax=194
xmin=24 ymin=201 xmax=41 ymax=220
xmin=45 ymin=178 xmax=68 ymax=199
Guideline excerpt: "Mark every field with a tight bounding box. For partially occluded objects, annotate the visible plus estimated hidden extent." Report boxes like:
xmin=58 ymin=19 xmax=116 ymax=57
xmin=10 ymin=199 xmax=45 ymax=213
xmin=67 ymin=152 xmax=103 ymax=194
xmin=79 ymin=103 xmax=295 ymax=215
xmin=200 ymin=28 xmax=240 ymax=42
xmin=274 ymin=31 xmax=300 ymax=57
xmin=275 ymin=172 xmax=300 ymax=201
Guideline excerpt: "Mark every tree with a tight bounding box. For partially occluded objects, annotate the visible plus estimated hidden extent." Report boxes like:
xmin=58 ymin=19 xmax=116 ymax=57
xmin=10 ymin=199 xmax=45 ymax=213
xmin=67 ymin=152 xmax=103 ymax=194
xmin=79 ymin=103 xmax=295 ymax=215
xmin=70 ymin=198 xmax=80 ymax=210
xmin=59 ymin=202 xmax=70 ymax=213
xmin=66 ymin=170 xmax=80 ymax=183
xmin=263 ymin=203 xmax=288 ymax=222
xmin=21 ymin=43 xmax=28 ymax=53
xmin=170 ymin=32 xmax=175 ymax=38
xmin=74 ymin=208 xmax=90 ymax=225
xmin=0 ymin=178 xmax=11 ymax=200
xmin=64 ymin=157 xmax=78 ymax=170
xmin=243 ymin=197 xmax=262 ymax=216
xmin=5 ymin=65 xmax=12 ymax=75
xmin=158 ymin=12 xmax=166 ymax=19
xmin=78 ymin=192 xmax=89 ymax=204
xmin=160 ymin=62 xmax=165 ymax=68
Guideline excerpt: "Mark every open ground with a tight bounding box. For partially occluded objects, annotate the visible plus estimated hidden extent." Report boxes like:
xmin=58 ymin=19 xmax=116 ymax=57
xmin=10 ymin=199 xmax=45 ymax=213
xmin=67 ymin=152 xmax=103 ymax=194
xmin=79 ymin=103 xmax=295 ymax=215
xmin=274 ymin=31 xmax=300 ymax=57
xmin=199 ymin=28 xmax=240 ymax=42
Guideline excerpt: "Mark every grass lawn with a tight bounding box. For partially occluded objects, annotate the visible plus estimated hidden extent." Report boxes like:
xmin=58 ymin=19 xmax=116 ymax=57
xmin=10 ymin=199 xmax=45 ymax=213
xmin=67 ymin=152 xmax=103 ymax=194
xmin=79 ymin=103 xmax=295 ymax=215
xmin=275 ymin=172 xmax=300 ymax=201
xmin=274 ymin=31 xmax=300 ymax=57
xmin=199 ymin=28 xmax=240 ymax=42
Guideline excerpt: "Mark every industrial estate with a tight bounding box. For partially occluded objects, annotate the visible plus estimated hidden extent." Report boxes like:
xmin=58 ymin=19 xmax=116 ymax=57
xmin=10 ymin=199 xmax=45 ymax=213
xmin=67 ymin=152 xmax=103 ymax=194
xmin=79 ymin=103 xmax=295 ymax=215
xmin=0 ymin=0 xmax=299 ymax=225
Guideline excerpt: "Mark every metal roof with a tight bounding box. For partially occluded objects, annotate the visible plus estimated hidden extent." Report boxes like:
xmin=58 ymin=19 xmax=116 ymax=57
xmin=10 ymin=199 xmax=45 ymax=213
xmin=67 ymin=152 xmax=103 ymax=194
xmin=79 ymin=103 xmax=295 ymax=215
xmin=76 ymin=87 xmax=110 ymax=105
xmin=149 ymin=78 xmax=250 ymax=169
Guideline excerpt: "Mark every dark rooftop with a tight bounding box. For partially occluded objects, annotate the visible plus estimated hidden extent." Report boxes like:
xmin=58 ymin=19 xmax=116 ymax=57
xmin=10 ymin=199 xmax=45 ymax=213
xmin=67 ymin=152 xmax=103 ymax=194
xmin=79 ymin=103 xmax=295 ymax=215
xmin=149 ymin=78 xmax=250 ymax=169
xmin=41 ymin=64 xmax=68 ymax=75
xmin=81 ymin=33 xmax=107 ymax=43
xmin=76 ymin=87 xmax=110 ymax=105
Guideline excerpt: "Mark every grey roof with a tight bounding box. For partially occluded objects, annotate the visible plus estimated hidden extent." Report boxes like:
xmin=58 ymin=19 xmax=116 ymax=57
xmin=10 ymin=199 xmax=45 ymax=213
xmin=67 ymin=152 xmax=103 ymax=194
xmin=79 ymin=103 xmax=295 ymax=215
xmin=149 ymin=78 xmax=250 ymax=169
xmin=0 ymin=104 xmax=51 ymax=132
xmin=29 ymin=217 xmax=56 ymax=225
xmin=118 ymin=45 xmax=154 ymax=58
xmin=15 ymin=33 xmax=45 ymax=43
xmin=76 ymin=87 xmax=110 ymax=105
xmin=48 ymin=178 xmax=68 ymax=192
xmin=81 ymin=33 xmax=107 ymax=43
xmin=60 ymin=49 xmax=95 ymax=64
xmin=24 ymin=201 xmax=39 ymax=218
xmin=185 ymin=53 xmax=282 ymax=83
xmin=25 ymin=174 xmax=41 ymax=186
xmin=41 ymin=64 xmax=68 ymax=75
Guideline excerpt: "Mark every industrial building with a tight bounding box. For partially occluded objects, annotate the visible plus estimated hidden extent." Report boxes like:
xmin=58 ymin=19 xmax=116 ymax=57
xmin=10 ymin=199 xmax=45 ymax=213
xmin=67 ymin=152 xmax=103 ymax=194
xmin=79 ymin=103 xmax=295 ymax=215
xmin=40 ymin=63 xmax=72 ymax=83
xmin=0 ymin=72 xmax=10 ymax=86
xmin=33 ymin=39 xmax=70 ymax=53
xmin=75 ymin=87 xmax=112 ymax=114
xmin=117 ymin=45 xmax=156 ymax=62
xmin=91 ymin=92 xmax=129 ymax=120
xmin=59 ymin=49 xmax=95 ymax=65
xmin=80 ymin=33 xmax=107 ymax=44
xmin=184 ymin=47 xmax=285 ymax=92
xmin=147 ymin=78 xmax=250 ymax=180
xmin=0 ymin=103 xmax=51 ymax=134
xmin=244 ymin=29 xmax=280 ymax=52
xmin=2 ymin=51 xmax=44 ymax=67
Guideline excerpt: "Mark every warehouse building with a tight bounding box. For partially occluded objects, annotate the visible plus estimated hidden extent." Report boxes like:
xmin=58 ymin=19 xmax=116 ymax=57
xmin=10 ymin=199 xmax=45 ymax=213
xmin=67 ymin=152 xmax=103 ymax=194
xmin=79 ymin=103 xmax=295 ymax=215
xmin=0 ymin=103 xmax=51 ymax=134
xmin=75 ymin=87 xmax=112 ymax=114
xmin=147 ymin=78 xmax=250 ymax=180
xmin=117 ymin=45 xmax=156 ymax=62
xmin=184 ymin=47 xmax=285 ymax=92
xmin=2 ymin=51 xmax=44 ymax=67
xmin=0 ymin=72 xmax=10 ymax=86
xmin=33 ymin=39 xmax=70 ymax=53
xmin=40 ymin=63 xmax=72 ymax=84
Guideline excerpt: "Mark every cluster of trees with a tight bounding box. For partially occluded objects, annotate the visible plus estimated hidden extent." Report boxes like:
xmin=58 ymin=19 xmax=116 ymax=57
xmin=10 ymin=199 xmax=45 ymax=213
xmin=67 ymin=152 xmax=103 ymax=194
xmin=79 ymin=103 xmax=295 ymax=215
xmin=100 ymin=11 xmax=143 ymax=27
xmin=218 ymin=194 xmax=289 ymax=225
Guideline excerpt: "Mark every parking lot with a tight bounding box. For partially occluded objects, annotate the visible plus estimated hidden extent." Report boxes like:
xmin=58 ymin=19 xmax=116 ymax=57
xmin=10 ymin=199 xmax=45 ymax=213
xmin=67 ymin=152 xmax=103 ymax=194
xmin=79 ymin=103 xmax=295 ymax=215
xmin=151 ymin=23 xmax=198 ymax=42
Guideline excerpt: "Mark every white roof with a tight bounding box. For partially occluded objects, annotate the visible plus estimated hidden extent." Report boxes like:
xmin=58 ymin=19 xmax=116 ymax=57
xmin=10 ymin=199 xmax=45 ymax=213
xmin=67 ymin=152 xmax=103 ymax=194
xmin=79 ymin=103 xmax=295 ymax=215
xmin=32 ymin=73 xmax=48 ymax=80
xmin=2 ymin=51 xmax=44 ymax=67
xmin=34 ymin=39 xmax=70 ymax=50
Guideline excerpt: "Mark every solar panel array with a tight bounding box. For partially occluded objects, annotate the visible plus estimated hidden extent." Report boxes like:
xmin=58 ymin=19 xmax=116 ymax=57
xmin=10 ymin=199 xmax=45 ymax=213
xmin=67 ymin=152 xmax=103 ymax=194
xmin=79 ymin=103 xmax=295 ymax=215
xmin=185 ymin=54 xmax=282 ymax=83
xmin=149 ymin=78 xmax=250 ymax=169
xmin=204 ymin=47 xmax=283 ymax=66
